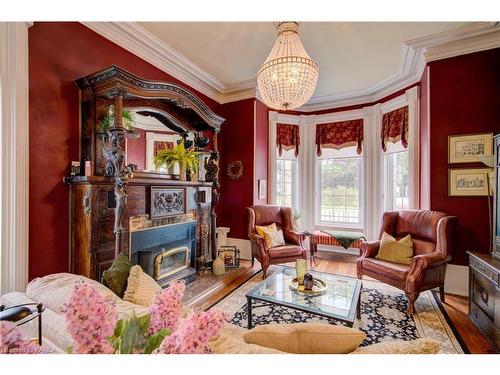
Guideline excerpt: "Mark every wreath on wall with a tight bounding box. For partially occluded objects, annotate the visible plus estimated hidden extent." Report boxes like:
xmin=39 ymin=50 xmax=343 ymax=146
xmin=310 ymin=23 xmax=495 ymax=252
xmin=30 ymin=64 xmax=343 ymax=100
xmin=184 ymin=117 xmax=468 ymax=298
xmin=227 ymin=160 xmax=243 ymax=180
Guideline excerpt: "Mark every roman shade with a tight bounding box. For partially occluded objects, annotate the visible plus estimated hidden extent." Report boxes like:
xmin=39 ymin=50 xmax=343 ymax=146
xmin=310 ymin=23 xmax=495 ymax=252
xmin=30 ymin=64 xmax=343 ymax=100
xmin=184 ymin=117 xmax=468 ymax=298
xmin=381 ymin=106 xmax=409 ymax=151
xmin=277 ymin=123 xmax=300 ymax=157
xmin=315 ymin=119 xmax=364 ymax=156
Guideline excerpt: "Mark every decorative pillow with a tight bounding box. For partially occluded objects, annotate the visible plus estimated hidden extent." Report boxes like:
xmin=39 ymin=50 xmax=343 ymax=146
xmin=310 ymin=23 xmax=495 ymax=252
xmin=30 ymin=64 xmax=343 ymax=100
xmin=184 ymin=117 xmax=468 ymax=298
xmin=101 ymin=253 xmax=133 ymax=298
xmin=376 ymin=232 xmax=414 ymax=265
xmin=243 ymin=323 xmax=366 ymax=354
xmin=255 ymin=223 xmax=278 ymax=248
xmin=263 ymin=229 xmax=286 ymax=248
xmin=351 ymin=338 xmax=440 ymax=354
xmin=123 ymin=265 xmax=162 ymax=307
xmin=209 ymin=334 xmax=283 ymax=354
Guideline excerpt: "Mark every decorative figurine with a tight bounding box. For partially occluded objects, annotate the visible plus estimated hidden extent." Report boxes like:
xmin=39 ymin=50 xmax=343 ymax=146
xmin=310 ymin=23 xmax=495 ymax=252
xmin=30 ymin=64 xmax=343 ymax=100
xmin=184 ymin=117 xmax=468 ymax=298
xmin=303 ymin=273 xmax=314 ymax=291
xmin=204 ymin=152 xmax=219 ymax=184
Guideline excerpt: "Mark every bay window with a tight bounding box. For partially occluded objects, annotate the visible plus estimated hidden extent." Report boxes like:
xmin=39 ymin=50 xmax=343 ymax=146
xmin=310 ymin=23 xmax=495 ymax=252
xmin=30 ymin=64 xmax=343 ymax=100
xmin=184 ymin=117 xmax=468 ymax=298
xmin=269 ymin=87 xmax=419 ymax=239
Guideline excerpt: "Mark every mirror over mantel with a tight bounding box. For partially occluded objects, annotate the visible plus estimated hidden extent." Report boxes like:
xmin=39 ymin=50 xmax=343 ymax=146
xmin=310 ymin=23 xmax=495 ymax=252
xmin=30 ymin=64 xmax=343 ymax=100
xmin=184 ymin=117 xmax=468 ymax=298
xmin=74 ymin=65 xmax=225 ymax=181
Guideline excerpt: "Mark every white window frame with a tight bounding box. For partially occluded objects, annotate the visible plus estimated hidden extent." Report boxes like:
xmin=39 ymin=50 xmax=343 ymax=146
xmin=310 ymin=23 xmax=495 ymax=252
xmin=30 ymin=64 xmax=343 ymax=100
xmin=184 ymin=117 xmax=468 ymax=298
xmin=315 ymin=152 xmax=364 ymax=229
xmin=268 ymin=86 xmax=419 ymax=240
xmin=379 ymin=87 xmax=420 ymax=214
xmin=310 ymin=108 xmax=370 ymax=232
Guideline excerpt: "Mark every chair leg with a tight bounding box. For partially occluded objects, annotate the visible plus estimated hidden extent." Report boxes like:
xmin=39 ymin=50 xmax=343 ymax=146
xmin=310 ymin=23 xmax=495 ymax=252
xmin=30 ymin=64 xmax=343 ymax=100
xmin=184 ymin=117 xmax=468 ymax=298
xmin=439 ymin=284 xmax=445 ymax=303
xmin=406 ymin=292 xmax=419 ymax=315
xmin=262 ymin=264 xmax=268 ymax=279
xmin=251 ymin=256 xmax=255 ymax=268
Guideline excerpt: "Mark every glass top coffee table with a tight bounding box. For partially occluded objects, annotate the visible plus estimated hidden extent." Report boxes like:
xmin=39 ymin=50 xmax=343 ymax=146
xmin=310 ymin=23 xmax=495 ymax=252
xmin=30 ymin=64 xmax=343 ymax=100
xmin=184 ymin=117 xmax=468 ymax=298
xmin=245 ymin=266 xmax=362 ymax=328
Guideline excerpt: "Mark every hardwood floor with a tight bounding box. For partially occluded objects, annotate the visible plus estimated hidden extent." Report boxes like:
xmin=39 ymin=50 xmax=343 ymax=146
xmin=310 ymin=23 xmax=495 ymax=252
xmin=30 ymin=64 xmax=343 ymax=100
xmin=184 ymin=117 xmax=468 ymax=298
xmin=189 ymin=251 xmax=497 ymax=354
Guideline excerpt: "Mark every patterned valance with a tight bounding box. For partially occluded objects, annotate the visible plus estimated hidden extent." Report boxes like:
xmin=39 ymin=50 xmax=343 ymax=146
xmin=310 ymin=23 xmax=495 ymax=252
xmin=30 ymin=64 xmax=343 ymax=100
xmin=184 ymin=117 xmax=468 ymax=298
xmin=381 ymin=106 xmax=409 ymax=151
xmin=315 ymin=119 xmax=364 ymax=156
xmin=277 ymin=123 xmax=300 ymax=157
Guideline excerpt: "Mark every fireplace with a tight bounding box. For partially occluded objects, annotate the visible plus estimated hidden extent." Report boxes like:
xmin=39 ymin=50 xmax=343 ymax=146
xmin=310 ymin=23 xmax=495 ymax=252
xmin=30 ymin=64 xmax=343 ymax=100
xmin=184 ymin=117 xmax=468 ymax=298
xmin=154 ymin=246 xmax=190 ymax=281
xmin=129 ymin=219 xmax=197 ymax=286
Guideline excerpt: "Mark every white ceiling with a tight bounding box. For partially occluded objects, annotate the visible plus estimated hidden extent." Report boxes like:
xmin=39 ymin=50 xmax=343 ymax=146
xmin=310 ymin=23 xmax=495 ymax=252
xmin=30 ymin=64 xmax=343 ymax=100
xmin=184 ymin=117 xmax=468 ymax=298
xmin=138 ymin=22 xmax=467 ymax=99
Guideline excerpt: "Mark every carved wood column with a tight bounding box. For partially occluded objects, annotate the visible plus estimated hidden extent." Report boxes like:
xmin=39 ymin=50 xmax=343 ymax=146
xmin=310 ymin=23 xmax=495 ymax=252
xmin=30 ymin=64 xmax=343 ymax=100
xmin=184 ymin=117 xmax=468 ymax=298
xmin=210 ymin=131 xmax=221 ymax=260
xmin=102 ymin=93 xmax=135 ymax=258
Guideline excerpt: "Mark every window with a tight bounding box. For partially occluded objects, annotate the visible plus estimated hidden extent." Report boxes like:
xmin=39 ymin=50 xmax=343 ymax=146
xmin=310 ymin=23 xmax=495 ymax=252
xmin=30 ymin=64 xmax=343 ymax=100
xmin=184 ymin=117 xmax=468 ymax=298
xmin=316 ymin=147 xmax=363 ymax=227
xmin=384 ymin=142 xmax=409 ymax=211
xmin=275 ymin=148 xmax=298 ymax=210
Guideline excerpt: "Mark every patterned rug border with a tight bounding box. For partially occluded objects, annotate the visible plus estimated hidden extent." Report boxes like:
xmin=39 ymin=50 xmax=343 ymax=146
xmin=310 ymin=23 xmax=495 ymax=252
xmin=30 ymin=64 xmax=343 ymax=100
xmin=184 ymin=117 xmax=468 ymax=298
xmin=211 ymin=266 xmax=467 ymax=353
xmin=430 ymin=290 xmax=470 ymax=354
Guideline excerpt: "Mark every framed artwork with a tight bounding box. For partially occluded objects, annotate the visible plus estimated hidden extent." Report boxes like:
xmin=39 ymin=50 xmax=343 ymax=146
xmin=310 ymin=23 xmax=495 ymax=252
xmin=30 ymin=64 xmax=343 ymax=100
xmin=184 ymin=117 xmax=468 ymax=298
xmin=448 ymin=133 xmax=493 ymax=164
xmin=218 ymin=246 xmax=240 ymax=269
xmin=448 ymin=168 xmax=492 ymax=197
xmin=258 ymin=179 xmax=267 ymax=200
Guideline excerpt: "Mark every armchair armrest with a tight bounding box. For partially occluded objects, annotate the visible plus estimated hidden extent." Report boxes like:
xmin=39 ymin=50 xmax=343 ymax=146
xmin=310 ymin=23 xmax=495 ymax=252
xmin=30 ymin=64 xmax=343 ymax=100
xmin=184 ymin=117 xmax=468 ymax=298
xmin=409 ymin=252 xmax=447 ymax=275
xmin=359 ymin=241 xmax=380 ymax=259
xmin=284 ymin=230 xmax=306 ymax=247
xmin=249 ymin=232 xmax=266 ymax=247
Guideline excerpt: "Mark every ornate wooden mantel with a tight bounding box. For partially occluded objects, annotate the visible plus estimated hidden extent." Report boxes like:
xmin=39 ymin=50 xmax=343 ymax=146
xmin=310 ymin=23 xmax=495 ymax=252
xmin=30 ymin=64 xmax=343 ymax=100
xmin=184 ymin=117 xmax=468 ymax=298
xmin=66 ymin=66 xmax=225 ymax=280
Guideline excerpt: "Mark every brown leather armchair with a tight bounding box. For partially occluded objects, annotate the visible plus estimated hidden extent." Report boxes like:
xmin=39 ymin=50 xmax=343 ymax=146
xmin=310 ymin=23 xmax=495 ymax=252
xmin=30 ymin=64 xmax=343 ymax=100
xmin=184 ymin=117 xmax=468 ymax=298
xmin=357 ymin=210 xmax=456 ymax=314
xmin=246 ymin=205 xmax=307 ymax=279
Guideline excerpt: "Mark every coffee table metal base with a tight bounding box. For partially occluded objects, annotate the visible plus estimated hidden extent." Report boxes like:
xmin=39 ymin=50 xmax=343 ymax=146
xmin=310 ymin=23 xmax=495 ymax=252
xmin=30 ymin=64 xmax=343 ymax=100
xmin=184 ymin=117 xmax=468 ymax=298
xmin=246 ymin=288 xmax=362 ymax=329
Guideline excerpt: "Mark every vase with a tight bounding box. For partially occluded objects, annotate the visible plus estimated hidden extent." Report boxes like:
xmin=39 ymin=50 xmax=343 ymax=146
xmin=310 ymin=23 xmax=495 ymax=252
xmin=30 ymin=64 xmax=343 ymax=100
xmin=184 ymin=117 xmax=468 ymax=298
xmin=295 ymin=259 xmax=307 ymax=285
xmin=178 ymin=164 xmax=187 ymax=181
xmin=212 ymin=256 xmax=225 ymax=276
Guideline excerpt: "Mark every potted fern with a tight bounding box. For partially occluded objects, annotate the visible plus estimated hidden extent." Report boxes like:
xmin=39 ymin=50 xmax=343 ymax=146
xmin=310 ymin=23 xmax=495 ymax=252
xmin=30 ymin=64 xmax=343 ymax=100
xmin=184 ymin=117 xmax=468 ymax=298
xmin=154 ymin=142 xmax=200 ymax=180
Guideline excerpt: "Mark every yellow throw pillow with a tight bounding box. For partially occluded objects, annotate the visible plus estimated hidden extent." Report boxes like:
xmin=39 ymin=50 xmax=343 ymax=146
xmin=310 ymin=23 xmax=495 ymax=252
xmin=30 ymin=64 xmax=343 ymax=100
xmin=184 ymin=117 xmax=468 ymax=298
xmin=123 ymin=265 xmax=162 ymax=306
xmin=255 ymin=223 xmax=278 ymax=248
xmin=376 ymin=232 xmax=414 ymax=265
xmin=263 ymin=229 xmax=286 ymax=248
xmin=243 ymin=323 xmax=366 ymax=354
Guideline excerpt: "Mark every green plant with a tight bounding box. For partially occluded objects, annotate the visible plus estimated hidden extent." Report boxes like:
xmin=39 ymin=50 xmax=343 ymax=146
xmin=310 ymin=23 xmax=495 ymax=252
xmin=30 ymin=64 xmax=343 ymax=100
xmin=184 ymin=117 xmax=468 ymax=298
xmin=154 ymin=142 xmax=200 ymax=177
xmin=99 ymin=105 xmax=135 ymax=133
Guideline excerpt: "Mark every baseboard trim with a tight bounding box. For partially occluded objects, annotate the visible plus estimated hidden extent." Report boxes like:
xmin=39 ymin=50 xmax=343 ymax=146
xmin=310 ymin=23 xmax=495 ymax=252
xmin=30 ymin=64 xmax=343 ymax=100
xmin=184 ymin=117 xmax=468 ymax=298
xmin=226 ymin=238 xmax=252 ymax=260
xmin=443 ymin=264 xmax=469 ymax=297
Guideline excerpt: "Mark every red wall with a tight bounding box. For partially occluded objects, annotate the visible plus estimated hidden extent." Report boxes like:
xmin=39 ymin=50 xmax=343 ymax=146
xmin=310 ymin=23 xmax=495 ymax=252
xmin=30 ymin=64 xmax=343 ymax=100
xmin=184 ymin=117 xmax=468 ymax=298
xmin=254 ymin=100 xmax=269 ymax=205
xmin=428 ymin=48 xmax=500 ymax=265
xmin=217 ymin=99 xmax=256 ymax=239
xmin=28 ymin=22 xmax=220 ymax=279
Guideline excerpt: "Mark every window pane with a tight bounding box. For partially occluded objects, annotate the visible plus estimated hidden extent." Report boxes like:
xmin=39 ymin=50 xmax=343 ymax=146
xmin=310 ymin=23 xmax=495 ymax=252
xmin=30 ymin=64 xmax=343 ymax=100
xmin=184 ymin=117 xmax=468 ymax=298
xmin=276 ymin=159 xmax=297 ymax=210
xmin=389 ymin=151 xmax=409 ymax=210
xmin=318 ymin=157 xmax=361 ymax=225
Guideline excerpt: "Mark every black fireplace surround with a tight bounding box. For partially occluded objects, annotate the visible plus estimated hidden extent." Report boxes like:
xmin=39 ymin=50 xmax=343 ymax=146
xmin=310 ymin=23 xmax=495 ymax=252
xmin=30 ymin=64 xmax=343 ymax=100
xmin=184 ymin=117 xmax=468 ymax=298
xmin=130 ymin=220 xmax=197 ymax=286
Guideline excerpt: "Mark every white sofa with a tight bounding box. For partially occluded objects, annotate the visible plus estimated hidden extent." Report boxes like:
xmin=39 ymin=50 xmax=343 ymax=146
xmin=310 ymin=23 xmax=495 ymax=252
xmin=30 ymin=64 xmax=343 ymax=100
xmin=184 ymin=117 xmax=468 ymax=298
xmin=1 ymin=273 xmax=440 ymax=354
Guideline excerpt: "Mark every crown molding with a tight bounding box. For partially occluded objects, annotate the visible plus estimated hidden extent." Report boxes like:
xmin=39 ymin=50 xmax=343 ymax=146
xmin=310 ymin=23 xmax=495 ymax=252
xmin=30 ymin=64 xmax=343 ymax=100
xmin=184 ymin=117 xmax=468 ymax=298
xmin=82 ymin=22 xmax=225 ymax=103
xmin=82 ymin=22 xmax=500 ymax=111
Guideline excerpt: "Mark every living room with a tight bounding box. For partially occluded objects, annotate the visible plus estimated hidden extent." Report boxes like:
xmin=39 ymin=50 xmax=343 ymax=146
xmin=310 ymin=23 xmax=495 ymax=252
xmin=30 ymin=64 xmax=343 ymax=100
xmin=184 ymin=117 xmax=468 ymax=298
xmin=1 ymin=0 xmax=499 ymax=372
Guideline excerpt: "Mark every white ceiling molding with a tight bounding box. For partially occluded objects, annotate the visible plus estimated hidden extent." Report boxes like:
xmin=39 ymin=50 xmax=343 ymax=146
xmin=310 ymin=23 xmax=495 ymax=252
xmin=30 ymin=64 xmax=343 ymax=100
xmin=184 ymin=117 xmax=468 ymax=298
xmin=82 ymin=22 xmax=500 ymax=111
xmin=82 ymin=22 xmax=225 ymax=103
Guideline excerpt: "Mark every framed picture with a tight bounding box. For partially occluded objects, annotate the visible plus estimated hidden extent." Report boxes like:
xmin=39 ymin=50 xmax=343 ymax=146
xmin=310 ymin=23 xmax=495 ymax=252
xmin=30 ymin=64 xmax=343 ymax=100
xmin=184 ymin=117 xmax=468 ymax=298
xmin=448 ymin=168 xmax=492 ymax=197
xmin=218 ymin=246 xmax=240 ymax=269
xmin=258 ymin=179 xmax=267 ymax=200
xmin=448 ymin=133 xmax=493 ymax=164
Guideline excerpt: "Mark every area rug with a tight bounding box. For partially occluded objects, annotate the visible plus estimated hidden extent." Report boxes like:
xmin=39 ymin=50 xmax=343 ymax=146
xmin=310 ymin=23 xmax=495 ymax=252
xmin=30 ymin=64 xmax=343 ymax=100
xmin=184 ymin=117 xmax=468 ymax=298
xmin=211 ymin=266 xmax=466 ymax=354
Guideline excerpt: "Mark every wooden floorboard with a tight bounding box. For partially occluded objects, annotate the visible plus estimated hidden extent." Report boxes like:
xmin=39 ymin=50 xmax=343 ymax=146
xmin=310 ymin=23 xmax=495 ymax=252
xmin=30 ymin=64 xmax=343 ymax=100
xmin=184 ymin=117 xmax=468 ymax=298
xmin=190 ymin=251 xmax=496 ymax=354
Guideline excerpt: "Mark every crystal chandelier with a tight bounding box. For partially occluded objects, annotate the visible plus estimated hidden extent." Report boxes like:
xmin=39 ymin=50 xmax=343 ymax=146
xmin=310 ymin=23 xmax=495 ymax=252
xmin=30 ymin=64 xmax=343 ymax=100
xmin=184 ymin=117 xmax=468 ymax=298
xmin=257 ymin=22 xmax=319 ymax=111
